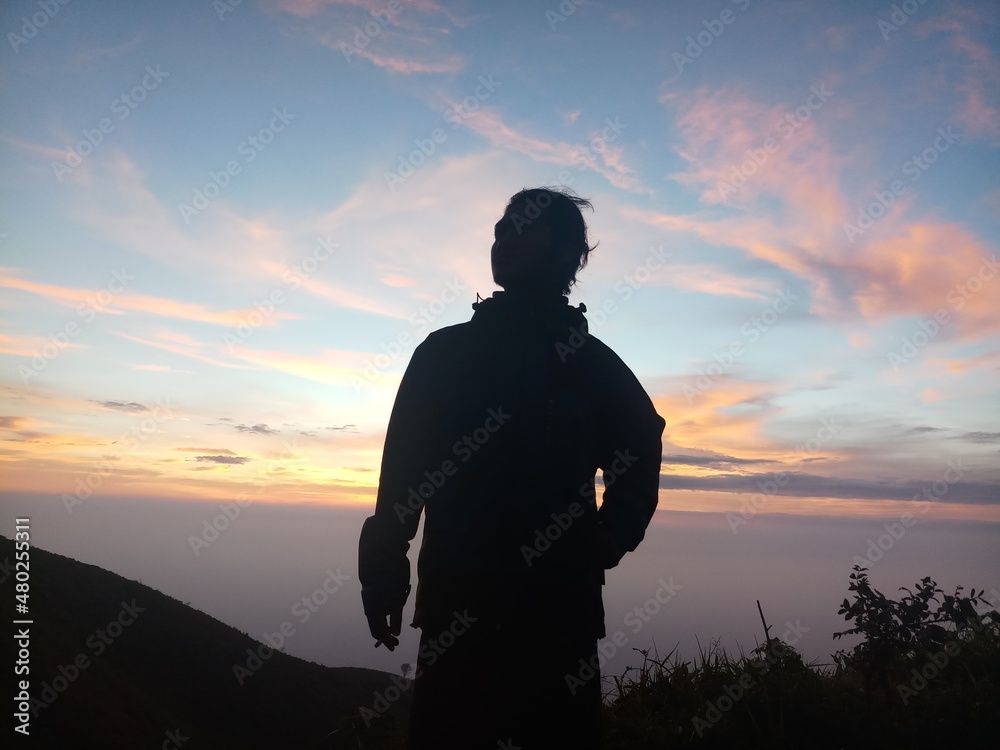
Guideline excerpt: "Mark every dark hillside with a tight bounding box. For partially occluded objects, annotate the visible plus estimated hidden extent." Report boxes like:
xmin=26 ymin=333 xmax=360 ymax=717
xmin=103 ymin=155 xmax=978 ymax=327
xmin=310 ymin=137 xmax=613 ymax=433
xmin=0 ymin=535 xmax=406 ymax=749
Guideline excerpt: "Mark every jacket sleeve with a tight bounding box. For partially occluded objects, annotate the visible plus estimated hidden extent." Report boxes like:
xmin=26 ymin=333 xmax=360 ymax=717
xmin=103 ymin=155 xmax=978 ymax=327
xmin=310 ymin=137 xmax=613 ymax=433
xmin=592 ymin=343 xmax=665 ymax=565
xmin=358 ymin=338 xmax=441 ymax=618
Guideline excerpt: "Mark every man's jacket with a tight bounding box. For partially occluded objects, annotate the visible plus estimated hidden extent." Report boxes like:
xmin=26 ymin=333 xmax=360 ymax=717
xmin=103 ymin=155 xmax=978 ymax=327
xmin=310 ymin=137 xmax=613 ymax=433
xmin=358 ymin=291 xmax=665 ymax=639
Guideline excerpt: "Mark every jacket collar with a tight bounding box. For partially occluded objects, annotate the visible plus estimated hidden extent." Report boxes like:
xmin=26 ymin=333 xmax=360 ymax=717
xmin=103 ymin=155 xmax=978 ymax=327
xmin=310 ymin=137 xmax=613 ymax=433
xmin=471 ymin=290 xmax=589 ymax=334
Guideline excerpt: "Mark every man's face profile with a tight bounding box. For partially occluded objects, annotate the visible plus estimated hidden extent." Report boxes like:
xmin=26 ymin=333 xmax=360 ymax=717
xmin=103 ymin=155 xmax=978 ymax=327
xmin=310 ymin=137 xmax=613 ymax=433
xmin=491 ymin=204 xmax=559 ymax=294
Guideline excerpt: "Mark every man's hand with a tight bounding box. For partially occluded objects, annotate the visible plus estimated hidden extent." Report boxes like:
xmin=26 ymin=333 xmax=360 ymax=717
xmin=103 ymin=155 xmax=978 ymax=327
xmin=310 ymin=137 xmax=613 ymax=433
xmin=597 ymin=525 xmax=623 ymax=569
xmin=366 ymin=609 xmax=403 ymax=651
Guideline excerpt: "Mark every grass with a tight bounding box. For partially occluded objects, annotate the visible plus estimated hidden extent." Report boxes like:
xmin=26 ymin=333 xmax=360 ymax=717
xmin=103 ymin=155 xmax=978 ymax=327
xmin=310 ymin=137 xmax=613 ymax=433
xmin=351 ymin=570 xmax=1000 ymax=749
xmin=599 ymin=570 xmax=1000 ymax=749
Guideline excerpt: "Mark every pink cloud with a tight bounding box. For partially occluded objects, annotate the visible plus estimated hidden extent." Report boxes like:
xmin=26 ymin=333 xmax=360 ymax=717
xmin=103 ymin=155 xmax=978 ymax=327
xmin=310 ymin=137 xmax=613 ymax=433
xmin=656 ymin=263 xmax=779 ymax=300
xmin=916 ymin=7 xmax=1000 ymax=145
xmin=379 ymin=273 xmax=420 ymax=288
xmin=456 ymin=106 xmax=650 ymax=194
xmin=850 ymin=224 xmax=1000 ymax=339
xmin=0 ymin=132 xmax=68 ymax=161
xmin=278 ymin=0 xmax=467 ymax=74
xmin=342 ymin=45 xmax=463 ymax=73
xmin=645 ymin=86 xmax=1000 ymax=340
xmin=848 ymin=332 xmax=872 ymax=350
xmin=273 ymin=0 xmax=446 ymax=17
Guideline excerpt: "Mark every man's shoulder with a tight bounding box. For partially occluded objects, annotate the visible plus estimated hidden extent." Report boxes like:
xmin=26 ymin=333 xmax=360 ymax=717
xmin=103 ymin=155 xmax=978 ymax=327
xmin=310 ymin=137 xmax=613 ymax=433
xmin=421 ymin=320 xmax=477 ymax=347
xmin=409 ymin=320 xmax=478 ymax=362
xmin=570 ymin=329 xmax=631 ymax=369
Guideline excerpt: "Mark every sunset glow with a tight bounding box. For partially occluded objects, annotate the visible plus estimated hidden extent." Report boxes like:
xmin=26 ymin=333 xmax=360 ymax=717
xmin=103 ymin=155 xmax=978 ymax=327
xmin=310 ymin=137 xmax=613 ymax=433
xmin=2 ymin=0 xmax=998 ymax=527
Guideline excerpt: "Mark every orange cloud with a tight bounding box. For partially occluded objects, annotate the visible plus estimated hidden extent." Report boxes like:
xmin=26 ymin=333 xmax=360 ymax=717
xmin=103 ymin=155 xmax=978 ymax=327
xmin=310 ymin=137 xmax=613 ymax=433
xmin=0 ymin=268 xmax=301 ymax=328
xmin=848 ymin=332 xmax=871 ymax=349
xmin=654 ymin=378 xmax=783 ymax=461
xmin=231 ymin=346 xmax=361 ymax=385
xmin=925 ymin=349 xmax=1000 ymax=375
xmin=851 ymin=225 xmax=1000 ymax=339
xmin=0 ymin=331 xmax=82 ymax=357
xmin=0 ymin=416 xmax=27 ymax=430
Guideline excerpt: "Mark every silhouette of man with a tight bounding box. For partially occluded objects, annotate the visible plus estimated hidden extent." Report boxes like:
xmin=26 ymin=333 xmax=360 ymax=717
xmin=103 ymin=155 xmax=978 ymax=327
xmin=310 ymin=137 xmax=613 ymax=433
xmin=359 ymin=187 xmax=665 ymax=749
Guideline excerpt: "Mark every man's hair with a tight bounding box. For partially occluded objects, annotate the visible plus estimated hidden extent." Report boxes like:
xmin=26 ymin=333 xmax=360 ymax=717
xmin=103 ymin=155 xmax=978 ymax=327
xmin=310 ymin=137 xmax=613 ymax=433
xmin=505 ymin=187 xmax=597 ymax=295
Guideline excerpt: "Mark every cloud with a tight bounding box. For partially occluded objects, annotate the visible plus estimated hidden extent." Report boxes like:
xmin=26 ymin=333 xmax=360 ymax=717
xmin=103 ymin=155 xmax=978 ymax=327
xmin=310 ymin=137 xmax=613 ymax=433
xmin=661 ymin=471 xmax=1000 ymax=506
xmin=118 ymin=332 xmax=258 ymax=371
xmin=132 ymin=363 xmax=191 ymax=373
xmin=379 ymin=274 xmax=420 ymax=288
xmin=454 ymin=106 xmax=650 ymax=194
xmin=276 ymin=0 xmax=467 ymax=74
xmin=655 ymin=263 xmax=781 ymax=300
xmin=849 ymin=226 xmax=999 ymax=340
xmin=662 ymin=451 xmax=779 ymax=469
xmin=847 ymin=332 xmax=871 ymax=349
xmin=69 ymin=32 xmax=145 ymax=70
xmin=95 ymin=401 xmax=150 ymax=414
xmin=194 ymin=455 xmax=251 ymax=465
xmin=175 ymin=447 xmax=238 ymax=454
xmin=233 ymin=423 xmax=280 ymax=435
xmin=342 ymin=46 xmax=463 ymax=73
xmin=957 ymin=431 xmax=1000 ymax=444
xmin=905 ymin=425 xmax=947 ymax=435
xmin=916 ymin=5 xmax=1000 ymax=145
xmin=0 ymin=330 xmax=81 ymax=357
xmin=918 ymin=388 xmax=948 ymax=403
xmin=652 ymin=376 xmax=785 ymax=459
xmin=282 ymin=150 xmax=525 ymax=325
xmin=0 ymin=266 xmax=299 ymax=328
xmin=230 ymin=346 xmax=362 ymax=386
xmin=926 ymin=349 xmax=1000 ymax=375
xmin=273 ymin=0 xmax=450 ymax=19
xmin=0 ymin=132 xmax=67 ymax=161
xmin=53 ymin=152 xmax=406 ymax=326
xmin=645 ymin=87 xmax=1000 ymax=341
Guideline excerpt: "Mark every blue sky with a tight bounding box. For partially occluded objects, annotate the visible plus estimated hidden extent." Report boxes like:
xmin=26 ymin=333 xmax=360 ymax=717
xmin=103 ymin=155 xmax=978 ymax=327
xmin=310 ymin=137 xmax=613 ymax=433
xmin=1 ymin=0 xmax=999 ymax=527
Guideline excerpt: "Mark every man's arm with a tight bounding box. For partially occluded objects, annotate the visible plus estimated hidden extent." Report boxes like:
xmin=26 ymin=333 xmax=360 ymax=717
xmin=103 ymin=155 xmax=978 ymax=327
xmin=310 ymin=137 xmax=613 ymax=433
xmin=591 ymin=344 xmax=665 ymax=568
xmin=358 ymin=339 xmax=441 ymax=649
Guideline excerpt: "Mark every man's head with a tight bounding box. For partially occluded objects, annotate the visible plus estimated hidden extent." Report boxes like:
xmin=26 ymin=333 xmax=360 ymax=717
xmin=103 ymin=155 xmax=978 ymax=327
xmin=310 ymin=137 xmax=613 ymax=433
xmin=491 ymin=187 xmax=596 ymax=297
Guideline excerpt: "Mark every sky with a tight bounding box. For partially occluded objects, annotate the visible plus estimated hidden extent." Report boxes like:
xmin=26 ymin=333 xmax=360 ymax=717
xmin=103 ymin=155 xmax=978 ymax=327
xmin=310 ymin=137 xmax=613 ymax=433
xmin=1 ymin=0 xmax=999 ymax=675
